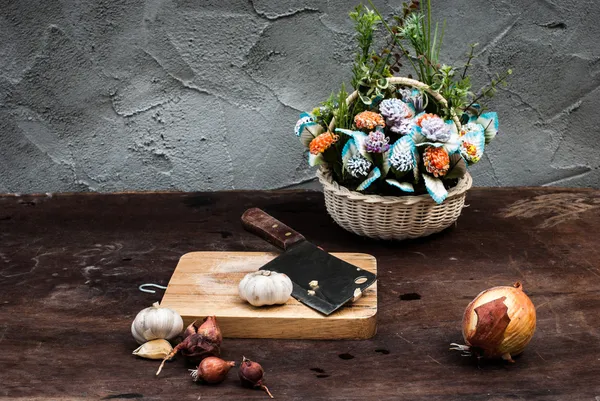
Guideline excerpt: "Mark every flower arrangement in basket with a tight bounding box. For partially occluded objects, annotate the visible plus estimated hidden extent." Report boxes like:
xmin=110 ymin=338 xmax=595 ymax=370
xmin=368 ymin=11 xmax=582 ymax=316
xmin=294 ymin=0 xmax=511 ymax=240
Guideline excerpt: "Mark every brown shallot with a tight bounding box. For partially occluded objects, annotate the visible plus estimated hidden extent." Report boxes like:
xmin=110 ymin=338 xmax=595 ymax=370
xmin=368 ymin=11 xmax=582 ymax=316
xmin=189 ymin=357 xmax=235 ymax=384
xmin=156 ymin=316 xmax=222 ymax=376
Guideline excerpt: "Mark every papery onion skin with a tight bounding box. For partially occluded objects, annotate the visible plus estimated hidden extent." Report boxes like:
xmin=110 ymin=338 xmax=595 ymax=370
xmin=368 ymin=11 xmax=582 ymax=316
xmin=462 ymin=282 xmax=536 ymax=361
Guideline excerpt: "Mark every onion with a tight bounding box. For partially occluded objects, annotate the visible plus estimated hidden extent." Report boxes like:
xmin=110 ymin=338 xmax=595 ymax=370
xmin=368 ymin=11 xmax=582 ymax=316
xmin=451 ymin=281 xmax=536 ymax=362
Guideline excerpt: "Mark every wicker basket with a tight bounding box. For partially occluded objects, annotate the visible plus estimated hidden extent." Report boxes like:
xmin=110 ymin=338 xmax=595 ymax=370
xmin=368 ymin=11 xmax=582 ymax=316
xmin=318 ymin=76 xmax=472 ymax=240
xmin=318 ymin=166 xmax=472 ymax=240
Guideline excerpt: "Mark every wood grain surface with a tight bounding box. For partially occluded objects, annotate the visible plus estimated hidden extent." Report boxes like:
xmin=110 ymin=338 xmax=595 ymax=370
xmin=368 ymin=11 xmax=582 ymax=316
xmin=0 ymin=188 xmax=599 ymax=400
xmin=160 ymin=251 xmax=377 ymax=339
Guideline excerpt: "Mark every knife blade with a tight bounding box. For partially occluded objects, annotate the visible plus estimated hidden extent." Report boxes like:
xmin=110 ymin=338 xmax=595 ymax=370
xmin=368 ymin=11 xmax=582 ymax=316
xmin=241 ymin=208 xmax=377 ymax=315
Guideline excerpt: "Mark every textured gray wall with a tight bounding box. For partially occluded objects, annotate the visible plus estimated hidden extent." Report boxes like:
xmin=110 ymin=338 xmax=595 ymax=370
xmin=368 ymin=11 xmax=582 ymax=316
xmin=1 ymin=0 xmax=599 ymax=193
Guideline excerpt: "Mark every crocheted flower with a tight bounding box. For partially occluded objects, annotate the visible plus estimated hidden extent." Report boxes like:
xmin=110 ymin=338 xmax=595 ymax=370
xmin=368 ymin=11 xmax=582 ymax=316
xmin=309 ymin=132 xmax=338 ymax=155
xmin=399 ymin=88 xmax=425 ymax=113
xmin=423 ymin=146 xmax=450 ymax=177
xmin=415 ymin=113 xmax=436 ymax=127
xmin=461 ymin=141 xmax=482 ymax=164
xmin=378 ymin=98 xmax=415 ymax=135
xmin=295 ymin=112 xmax=315 ymax=137
xmin=365 ymin=129 xmax=390 ymax=153
xmin=346 ymin=155 xmax=372 ymax=178
xmin=393 ymin=118 xmax=416 ymax=135
xmin=459 ymin=122 xmax=484 ymax=137
xmin=460 ymin=125 xmax=485 ymax=164
xmin=379 ymin=98 xmax=413 ymax=122
xmin=354 ymin=111 xmax=385 ymax=130
xmin=389 ymin=136 xmax=416 ymax=172
xmin=420 ymin=115 xmax=451 ymax=142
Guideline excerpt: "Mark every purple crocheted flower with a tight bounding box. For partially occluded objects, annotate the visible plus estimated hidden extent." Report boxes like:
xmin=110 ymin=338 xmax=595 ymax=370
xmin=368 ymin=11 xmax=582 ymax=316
xmin=365 ymin=130 xmax=390 ymax=153
xmin=379 ymin=99 xmax=412 ymax=121
xmin=379 ymin=99 xmax=415 ymax=135
xmin=391 ymin=118 xmax=415 ymax=135
xmin=420 ymin=116 xmax=451 ymax=142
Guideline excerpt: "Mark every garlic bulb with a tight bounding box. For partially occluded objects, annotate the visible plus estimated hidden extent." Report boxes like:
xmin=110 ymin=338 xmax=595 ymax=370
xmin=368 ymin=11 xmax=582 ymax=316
xmin=451 ymin=282 xmax=536 ymax=362
xmin=132 ymin=339 xmax=173 ymax=360
xmin=131 ymin=302 xmax=184 ymax=344
xmin=239 ymin=270 xmax=293 ymax=307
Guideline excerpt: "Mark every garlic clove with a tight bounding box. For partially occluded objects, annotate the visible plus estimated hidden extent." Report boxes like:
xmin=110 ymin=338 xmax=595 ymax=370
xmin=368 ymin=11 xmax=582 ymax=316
xmin=132 ymin=339 xmax=173 ymax=360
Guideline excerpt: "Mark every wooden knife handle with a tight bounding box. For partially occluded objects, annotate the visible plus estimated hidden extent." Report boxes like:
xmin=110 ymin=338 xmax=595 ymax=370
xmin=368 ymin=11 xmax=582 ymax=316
xmin=241 ymin=208 xmax=305 ymax=250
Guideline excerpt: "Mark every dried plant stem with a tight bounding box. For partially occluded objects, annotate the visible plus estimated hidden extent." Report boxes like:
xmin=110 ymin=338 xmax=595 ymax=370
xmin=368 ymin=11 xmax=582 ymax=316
xmin=156 ymin=342 xmax=183 ymax=376
xmin=261 ymin=384 xmax=274 ymax=399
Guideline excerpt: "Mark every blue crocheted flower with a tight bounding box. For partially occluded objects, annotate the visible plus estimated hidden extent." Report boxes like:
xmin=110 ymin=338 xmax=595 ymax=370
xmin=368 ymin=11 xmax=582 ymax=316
xmin=294 ymin=112 xmax=315 ymax=137
xmin=389 ymin=135 xmax=416 ymax=172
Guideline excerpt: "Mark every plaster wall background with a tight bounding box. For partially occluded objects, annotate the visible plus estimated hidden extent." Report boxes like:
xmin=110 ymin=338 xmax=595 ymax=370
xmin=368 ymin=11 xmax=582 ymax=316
xmin=1 ymin=0 xmax=599 ymax=193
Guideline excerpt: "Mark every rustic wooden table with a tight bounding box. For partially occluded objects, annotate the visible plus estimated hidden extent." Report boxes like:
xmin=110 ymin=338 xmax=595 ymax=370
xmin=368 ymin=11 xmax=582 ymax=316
xmin=1 ymin=188 xmax=599 ymax=400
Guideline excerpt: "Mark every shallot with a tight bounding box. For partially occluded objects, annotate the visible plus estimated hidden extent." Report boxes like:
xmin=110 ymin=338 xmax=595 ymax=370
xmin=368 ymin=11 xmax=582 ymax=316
xmin=189 ymin=356 xmax=235 ymax=384
xmin=156 ymin=316 xmax=222 ymax=376
xmin=239 ymin=357 xmax=273 ymax=398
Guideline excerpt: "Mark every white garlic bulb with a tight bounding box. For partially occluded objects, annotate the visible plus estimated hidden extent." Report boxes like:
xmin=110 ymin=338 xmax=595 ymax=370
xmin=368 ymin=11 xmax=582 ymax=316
xmin=131 ymin=302 xmax=183 ymax=344
xmin=238 ymin=270 xmax=293 ymax=307
xmin=132 ymin=339 xmax=173 ymax=360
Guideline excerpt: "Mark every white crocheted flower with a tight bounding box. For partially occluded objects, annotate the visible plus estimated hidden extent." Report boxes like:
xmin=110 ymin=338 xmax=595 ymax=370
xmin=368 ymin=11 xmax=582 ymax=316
xmin=346 ymin=155 xmax=372 ymax=178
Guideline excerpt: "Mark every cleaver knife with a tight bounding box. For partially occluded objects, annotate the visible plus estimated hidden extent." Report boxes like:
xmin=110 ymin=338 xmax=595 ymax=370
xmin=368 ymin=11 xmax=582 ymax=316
xmin=241 ymin=208 xmax=377 ymax=315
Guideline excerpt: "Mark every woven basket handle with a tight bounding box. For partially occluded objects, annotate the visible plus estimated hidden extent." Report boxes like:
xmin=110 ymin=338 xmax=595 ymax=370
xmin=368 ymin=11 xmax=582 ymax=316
xmin=328 ymin=76 xmax=462 ymax=132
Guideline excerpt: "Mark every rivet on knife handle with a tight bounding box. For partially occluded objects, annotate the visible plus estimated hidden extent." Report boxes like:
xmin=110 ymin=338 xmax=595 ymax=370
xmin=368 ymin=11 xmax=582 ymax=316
xmin=241 ymin=208 xmax=305 ymax=250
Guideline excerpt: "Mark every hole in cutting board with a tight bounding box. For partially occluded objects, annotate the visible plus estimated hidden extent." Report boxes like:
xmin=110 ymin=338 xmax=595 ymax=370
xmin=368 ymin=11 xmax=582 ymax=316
xmin=354 ymin=276 xmax=368 ymax=285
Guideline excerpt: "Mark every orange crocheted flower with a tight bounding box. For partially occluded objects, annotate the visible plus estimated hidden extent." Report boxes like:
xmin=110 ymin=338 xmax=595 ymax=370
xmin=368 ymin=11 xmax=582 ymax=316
xmin=461 ymin=141 xmax=481 ymax=163
xmin=462 ymin=142 xmax=478 ymax=158
xmin=415 ymin=113 xmax=437 ymax=127
xmin=354 ymin=111 xmax=385 ymax=130
xmin=309 ymin=132 xmax=339 ymax=155
xmin=423 ymin=146 xmax=450 ymax=177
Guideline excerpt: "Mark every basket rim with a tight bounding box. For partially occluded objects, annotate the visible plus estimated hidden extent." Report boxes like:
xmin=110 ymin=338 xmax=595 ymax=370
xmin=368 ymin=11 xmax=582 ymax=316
xmin=317 ymin=166 xmax=472 ymax=206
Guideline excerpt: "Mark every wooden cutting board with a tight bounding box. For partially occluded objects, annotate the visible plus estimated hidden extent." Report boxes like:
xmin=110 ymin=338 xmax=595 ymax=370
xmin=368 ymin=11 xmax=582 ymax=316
xmin=160 ymin=251 xmax=377 ymax=340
